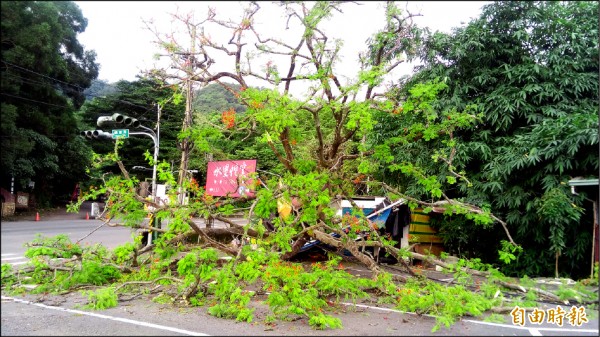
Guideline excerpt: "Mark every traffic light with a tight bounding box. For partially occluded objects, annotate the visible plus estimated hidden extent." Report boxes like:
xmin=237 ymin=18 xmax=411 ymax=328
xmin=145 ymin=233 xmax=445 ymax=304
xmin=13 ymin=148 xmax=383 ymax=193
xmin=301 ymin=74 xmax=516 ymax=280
xmin=97 ymin=113 xmax=140 ymax=128
xmin=96 ymin=115 xmax=114 ymax=128
xmin=118 ymin=114 xmax=140 ymax=128
xmin=80 ymin=130 xmax=112 ymax=140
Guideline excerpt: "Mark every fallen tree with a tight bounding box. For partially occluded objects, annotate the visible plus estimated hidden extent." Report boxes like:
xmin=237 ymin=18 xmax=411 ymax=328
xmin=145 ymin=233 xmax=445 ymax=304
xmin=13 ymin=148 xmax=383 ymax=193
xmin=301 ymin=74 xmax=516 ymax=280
xmin=3 ymin=1 xmax=598 ymax=333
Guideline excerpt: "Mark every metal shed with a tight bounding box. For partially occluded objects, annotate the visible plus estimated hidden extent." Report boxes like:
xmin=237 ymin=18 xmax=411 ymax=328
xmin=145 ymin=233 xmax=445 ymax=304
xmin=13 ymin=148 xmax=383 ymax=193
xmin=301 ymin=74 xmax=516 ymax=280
xmin=568 ymin=178 xmax=599 ymax=278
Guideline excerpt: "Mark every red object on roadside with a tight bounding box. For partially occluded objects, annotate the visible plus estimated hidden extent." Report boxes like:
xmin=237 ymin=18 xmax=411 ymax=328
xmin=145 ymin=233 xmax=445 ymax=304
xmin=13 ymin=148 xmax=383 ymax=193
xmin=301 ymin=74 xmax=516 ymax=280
xmin=35 ymin=212 xmax=40 ymax=221
xmin=86 ymin=212 xmax=89 ymax=220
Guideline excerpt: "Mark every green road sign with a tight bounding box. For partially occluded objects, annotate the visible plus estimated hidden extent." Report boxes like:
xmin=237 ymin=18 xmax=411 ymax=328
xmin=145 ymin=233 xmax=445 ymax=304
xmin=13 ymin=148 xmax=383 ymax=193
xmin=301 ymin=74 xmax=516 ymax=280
xmin=112 ymin=129 xmax=129 ymax=139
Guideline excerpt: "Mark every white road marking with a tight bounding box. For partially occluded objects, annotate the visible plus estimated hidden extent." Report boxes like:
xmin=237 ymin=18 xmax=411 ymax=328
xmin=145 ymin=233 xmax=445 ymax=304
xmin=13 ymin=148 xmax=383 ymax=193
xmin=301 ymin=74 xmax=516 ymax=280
xmin=8 ymin=261 xmax=28 ymax=265
xmin=460 ymin=318 xmax=598 ymax=333
xmin=2 ymin=294 xmax=598 ymax=335
xmin=345 ymin=267 xmax=369 ymax=273
xmin=1 ymin=253 xmax=29 ymax=266
xmin=342 ymin=302 xmax=437 ymax=318
xmin=1 ymin=296 xmax=210 ymax=336
xmin=342 ymin=302 xmax=599 ymax=335
xmin=529 ymin=328 xmax=543 ymax=336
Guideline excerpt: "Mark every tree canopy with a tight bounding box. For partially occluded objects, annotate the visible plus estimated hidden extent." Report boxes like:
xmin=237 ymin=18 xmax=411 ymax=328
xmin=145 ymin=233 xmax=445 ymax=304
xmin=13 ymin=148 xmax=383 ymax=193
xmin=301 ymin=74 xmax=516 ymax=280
xmin=87 ymin=0 xmax=516 ymax=308
xmin=402 ymin=0 xmax=599 ymax=278
xmin=1 ymin=1 xmax=99 ymax=205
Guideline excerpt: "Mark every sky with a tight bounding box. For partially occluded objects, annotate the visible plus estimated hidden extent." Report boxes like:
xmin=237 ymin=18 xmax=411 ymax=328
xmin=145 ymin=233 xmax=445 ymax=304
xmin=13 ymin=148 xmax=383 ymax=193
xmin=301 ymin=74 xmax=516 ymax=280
xmin=74 ymin=1 xmax=491 ymax=85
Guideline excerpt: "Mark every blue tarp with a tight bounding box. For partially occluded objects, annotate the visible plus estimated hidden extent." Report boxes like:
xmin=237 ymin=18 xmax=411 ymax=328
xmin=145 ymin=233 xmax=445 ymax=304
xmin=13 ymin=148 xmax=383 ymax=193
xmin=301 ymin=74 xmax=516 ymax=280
xmin=299 ymin=198 xmax=402 ymax=253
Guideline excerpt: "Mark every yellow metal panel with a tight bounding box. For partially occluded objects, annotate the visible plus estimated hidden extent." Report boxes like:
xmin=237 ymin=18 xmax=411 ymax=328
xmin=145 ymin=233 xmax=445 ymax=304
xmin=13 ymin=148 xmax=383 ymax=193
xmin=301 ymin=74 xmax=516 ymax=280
xmin=408 ymin=233 xmax=443 ymax=244
xmin=409 ymin=209 xmax=442 ymax=244
xmin=411 ymin=214 xmax=430 ymax=223
xmin=409 ymin=224 xmax=437 ymax=234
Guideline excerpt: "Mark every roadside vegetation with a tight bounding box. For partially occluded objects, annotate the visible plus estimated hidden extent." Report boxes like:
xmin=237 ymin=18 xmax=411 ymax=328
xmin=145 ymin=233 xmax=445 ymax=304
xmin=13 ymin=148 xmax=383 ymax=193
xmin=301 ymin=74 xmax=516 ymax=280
xmin=1 ymin=1 xmax=598 ymax=332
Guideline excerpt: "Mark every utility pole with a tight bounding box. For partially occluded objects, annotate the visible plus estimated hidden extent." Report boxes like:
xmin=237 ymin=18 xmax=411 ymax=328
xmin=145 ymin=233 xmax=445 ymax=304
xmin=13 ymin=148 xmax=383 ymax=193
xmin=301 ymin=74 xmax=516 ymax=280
xmin=147 ymin=103 xmax=161 ymax=244
xmin=152 ymin=103 xmax=162 ymax=207
xmin=177 ymin=25 xmax=197 ymax=205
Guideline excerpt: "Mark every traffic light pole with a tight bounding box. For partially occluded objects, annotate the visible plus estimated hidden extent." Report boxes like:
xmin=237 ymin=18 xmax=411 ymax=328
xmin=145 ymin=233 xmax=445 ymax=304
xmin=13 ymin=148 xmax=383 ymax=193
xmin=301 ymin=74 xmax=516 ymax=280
xmin=130 ymin=105 xmax=161 ymax=245
xmin=130 ymin=127 xmax=158 ymax=204
xmin=130 ymin=128 xmax=159 ymax=246
xmin=86 ymin=107 xmax=162 ymax=246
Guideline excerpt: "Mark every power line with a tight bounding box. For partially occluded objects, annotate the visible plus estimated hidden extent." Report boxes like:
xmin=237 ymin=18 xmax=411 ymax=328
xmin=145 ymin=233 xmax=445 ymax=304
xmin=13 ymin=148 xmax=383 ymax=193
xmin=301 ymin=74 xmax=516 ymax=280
xmin=2 ymin=72 xmax=60 ymax=90
xmin=2 ymin=60 xmax=79 ymax=89
xmin=0 ymin=92 xmax=72 ymax=109
xmin=0 ymin=135 xmax=81 ymax=140
xmin=3 ymin=71 xmax=128 ymax=110
xmin=1 ymin=62 xmax=188 ymax=136
xmin=2 ymin=60 xmax=152 ymax=111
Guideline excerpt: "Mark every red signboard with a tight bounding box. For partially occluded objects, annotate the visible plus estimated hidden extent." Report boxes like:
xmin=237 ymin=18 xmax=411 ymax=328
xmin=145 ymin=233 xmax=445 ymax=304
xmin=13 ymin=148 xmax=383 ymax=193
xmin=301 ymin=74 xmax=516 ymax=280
xmin=205 ymin=160 xmax=257 ymax=198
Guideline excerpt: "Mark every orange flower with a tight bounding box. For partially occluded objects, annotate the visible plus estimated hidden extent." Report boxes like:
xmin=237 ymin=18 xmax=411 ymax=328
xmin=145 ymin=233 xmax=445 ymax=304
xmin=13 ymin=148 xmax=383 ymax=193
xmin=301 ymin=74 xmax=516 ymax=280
xmin=221 ymin=108 xmax=236 ymax=129
xmin=249 ymin=101 xmax=264 ymax=109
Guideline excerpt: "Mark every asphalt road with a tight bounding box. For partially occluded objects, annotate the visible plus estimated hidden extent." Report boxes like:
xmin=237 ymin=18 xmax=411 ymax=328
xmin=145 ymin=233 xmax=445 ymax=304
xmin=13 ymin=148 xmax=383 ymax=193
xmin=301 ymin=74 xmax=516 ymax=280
xmin=2 ymin=292 xmax=598 ymax=336
xmin=1 ymin=218 xmax=135 ymax=258
xmin=1 ymin=209 xmax=598 ymax=336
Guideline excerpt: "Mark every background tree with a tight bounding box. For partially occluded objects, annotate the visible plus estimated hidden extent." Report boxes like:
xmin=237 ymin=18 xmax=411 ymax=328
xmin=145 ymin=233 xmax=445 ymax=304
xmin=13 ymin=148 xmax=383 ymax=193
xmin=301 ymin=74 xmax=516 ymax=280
xmin=193 ymin=82 xmax=246 ymax=114
xmin=401 ymin=1 xmax=599 ymax=278
xmin=83 ymin=79 xmax=117 ymax=101
xmin=1 ymin=1 xmax=99 ymax=206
